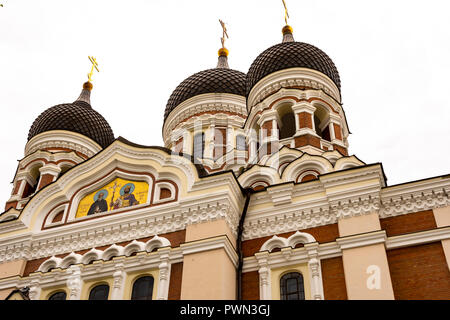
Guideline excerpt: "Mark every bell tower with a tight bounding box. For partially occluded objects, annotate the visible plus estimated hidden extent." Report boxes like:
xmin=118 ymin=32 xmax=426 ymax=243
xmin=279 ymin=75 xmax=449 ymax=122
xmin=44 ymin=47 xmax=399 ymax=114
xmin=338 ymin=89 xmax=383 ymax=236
xmin=244 ymin=23 xmax=349 ymax=162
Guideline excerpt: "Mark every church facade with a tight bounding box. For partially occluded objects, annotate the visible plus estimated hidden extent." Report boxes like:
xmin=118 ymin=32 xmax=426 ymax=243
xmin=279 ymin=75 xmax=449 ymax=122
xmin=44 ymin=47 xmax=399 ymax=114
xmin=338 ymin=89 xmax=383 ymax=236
xmin=0 ymin=24 xmax=449 ymax=300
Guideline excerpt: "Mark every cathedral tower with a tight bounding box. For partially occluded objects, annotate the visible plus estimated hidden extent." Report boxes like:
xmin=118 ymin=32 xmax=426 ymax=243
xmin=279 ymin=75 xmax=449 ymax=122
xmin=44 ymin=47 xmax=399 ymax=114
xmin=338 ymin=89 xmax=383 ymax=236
xmin=244 ymin=25 xmax=349 ymax=162
xmin=5 ymin=82 xmax=114 ymax=212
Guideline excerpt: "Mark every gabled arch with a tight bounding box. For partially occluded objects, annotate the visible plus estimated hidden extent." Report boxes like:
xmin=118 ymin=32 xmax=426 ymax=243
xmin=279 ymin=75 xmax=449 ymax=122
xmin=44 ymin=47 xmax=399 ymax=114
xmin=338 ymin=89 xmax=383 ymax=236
xmin=281 ymin=154 xmax=333 ymax=183
xmin=102 ymin=244 xmax=124 ymax=261
xmin=60 ymin=252 xmax=82 ymax=269
xmin=238 ymin=165 xmax=281 ymax=189
xmin=124 ymin=240 xmax=145 ymax=257
xmin=262 ymin=147 xmax=303 ymax=175
xmin=334 ymin=155 xmax=365 ymax=171
xmin=21 ymin=138 xmax=206 ymax=231
xmin=321 ymin=150 xmax=344 ymax=165
xmin=81 ymin=248 xmax=102 ymax=265
xmin=144 ymin=235 xmax=171 ymax=253
xmin=260 ymin=231 xmax=316 ymax=252
xmin=38 ymin=256 xmax=62 ymax=272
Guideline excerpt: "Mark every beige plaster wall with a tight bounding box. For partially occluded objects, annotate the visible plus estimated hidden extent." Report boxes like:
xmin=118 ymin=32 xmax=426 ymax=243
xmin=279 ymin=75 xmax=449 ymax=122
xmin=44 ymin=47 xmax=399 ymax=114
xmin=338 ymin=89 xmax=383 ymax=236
xmin=180 ymin=248 xmax=236 ymax=300
xmin=338 ymin=212 xmax=381 ymax=237
xmin=0 ymin=288 xmax=14 ymax=300
xmin=186 ymin=220 xmax=236 ymax=247
xmin=342 ymin=243 xmax=394 ymax=300
xmin=0 ymin=259 xmax=26 ymax=279
xmin=338 ymin=213 xmax=394 ymax=299
xmin=433 ymin=206 xmax=450 ymax=227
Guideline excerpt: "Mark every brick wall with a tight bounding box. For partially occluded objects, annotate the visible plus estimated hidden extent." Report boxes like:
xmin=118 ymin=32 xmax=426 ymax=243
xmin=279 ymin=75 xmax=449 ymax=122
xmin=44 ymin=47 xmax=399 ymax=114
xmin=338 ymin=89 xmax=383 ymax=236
xmin=241 ymin=271 xmax=259 ymax=300
xmin=294 ymin=134 xmax=321 ymax=149
xmin=298 ymin=112 xmax=313 ymax=129
xmin=168 ymin=262 xmax=183 ymax=300
xmin=242 ymin=223 xmax=339 ymax=258
xmin=387 ymin=242 xmax=450 ymax=299
xmin=380 ymin=210 xmax=436 ymax=237
xmin=321 ymin=257 xmax=347 ymax=300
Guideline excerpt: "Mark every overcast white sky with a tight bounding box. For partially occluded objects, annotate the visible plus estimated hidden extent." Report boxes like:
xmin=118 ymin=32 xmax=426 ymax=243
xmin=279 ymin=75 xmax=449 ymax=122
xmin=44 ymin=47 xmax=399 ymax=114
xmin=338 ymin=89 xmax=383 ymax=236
xmin=1 ymin=0 xmax=450 ymax=207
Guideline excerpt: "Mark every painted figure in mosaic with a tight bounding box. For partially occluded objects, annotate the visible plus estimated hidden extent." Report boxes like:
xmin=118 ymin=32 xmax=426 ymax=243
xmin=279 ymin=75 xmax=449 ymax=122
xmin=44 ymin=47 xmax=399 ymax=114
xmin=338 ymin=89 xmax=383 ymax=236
xmin=111 ymin=184 xmax=139 ymax=209
xmin=87 ymin=192 xmax=108 ymax=215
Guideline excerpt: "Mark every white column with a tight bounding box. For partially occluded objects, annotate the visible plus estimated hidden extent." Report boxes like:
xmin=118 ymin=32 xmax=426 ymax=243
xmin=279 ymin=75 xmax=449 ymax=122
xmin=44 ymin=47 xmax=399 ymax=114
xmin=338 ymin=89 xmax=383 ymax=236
xmin=305 ymin=243 xmax=324 ymax=300
xmin=28 ymin=276 xmax=42 ymax=300
xmin=255 ymin=252 xmax=272 ymax=300
xmin=111 ymin=261 xmax=126 ymax=300
xmin=66 ymin=266 xmax=82 ymax=300
xmin=156 ymin=247 xmax=171 ymax=300
xmin=39 ymin=164 xmax=62 ymax=182
xmin=291 ymin=102 xmax=317 ymax=137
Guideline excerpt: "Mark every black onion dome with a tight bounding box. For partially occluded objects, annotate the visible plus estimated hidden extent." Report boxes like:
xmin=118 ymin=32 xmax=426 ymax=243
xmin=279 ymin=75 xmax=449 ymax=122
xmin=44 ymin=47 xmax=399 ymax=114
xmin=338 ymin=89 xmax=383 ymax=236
xmin=164 ymin=68 xmax=246 ymax=121
xmin=246 ymin=41 xmax=341 ymax=96
xmin=28 ymin=100 xmax=115 ymax=148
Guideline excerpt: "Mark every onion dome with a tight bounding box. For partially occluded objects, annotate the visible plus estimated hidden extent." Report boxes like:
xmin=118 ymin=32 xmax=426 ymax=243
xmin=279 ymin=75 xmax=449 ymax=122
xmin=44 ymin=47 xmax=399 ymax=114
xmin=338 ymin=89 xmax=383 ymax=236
xmin=27 ymin=82 xmax=115 ymax=148
xmin=246 ymin=25 xmax=341 ymax=96
xmin=164 ymin=48 xmax=246 ymax=121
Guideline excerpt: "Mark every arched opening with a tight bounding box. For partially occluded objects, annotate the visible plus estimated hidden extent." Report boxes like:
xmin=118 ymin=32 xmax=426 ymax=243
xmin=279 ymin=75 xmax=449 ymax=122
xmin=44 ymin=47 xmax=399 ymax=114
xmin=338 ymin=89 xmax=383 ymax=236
xmin=250 ymin=120 xmax=261 ymax=160
xmin=60 ymin=164 xmax=72 ymax=176
xmin=160 ymin=187 xmax=172 ymax=200
xmin=89 ymin=284 xmax=110 ymax=300
xmin=131 ymin=276 xmax=154 ymax=300
xmin=22 ymin=164 xmax=43 ymax=197
xmin=280 ymin=272 xmax=305 ymax=300
xmin=51 ymin=210 xmax=64 ymax=223
xmin=236 ymin=135 xmax=246 ymax=151
xmin=213 ymin=127 xmax=227 ymax=160
xmin=193 ymin=132 xmax=205 ymax=160
xmin=250 ymin=181 xmax=269 ymax=192
xmin=277 ymin=104 xmax=296 ymax=140
xmin=48 ymin=291 xmax=67 ymax=300
xmin=313 ymin=105 xmax=330 ymax=141
xmin=301 ymin=174 xmax=318 ymax=183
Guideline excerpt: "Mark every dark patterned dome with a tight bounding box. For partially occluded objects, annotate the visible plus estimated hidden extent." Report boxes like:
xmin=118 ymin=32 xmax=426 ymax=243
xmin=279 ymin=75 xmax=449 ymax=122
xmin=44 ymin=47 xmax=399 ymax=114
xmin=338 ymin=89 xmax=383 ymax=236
xmin=246 ymin=41 xmax=341 ymax=96
xmin=28 ymin=99 xmax=115 ymax=149
xmin=164 ymin=68 xmax=246 ymax=121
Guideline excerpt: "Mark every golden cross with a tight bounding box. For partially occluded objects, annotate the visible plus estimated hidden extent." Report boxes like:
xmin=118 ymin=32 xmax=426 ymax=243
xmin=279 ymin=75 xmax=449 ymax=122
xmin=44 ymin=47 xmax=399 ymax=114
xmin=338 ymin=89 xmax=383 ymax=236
xmin=282 ymin=0 xmax=290 ymax=25
xmin=219 ymin=19 xmax=229 ymax=49
xmin=87 ymin=56 xmax=99 ymax=82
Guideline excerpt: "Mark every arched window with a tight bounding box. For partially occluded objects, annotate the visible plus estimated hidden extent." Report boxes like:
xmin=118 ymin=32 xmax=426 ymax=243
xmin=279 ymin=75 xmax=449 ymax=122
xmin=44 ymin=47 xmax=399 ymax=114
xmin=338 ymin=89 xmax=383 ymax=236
xmin=313 ymin=105 xmax=331 ymax=141
xmin=277 ymin=105 xmax=296 ymax=140
xmin=131 ymin=276 xmax=154 ymax=300
xmin=280 ymin=272 xmax=305 ymax=300
xmin=48 ymin=291 xmax=66 ymax=300
xmin=22 ymin=164 xmax=43 ymax=197
xmin=213 ymin=128 xmax=227 ymax=160
xmin=193 ymin=132 xmax=205 ymax=159
xmin=236 ymin=135 xmax=246 ymax=151
xmin=89 ymin=284 xmax=109 ymax=300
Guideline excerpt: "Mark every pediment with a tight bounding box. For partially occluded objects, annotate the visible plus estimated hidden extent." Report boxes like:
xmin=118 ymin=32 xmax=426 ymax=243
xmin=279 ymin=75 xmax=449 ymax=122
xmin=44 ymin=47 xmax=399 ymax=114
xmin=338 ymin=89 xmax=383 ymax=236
xmin=18 ymin=138 xmax=207 ymax=231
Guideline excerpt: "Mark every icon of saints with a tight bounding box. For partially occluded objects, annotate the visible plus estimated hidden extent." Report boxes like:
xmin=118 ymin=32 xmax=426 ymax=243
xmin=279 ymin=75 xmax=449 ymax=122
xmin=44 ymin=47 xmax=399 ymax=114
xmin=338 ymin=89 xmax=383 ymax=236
xmin=87 ymin=191 xmax=108 ymax=215
xmin=111 ymin=185 xmax=139 ymax=210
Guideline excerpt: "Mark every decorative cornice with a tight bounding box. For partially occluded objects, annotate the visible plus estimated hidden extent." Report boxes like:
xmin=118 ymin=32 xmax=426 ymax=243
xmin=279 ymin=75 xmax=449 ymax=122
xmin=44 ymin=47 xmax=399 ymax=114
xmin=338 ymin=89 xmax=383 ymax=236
xmin=163 ymin=93 xmax=247 ymax=143
xmin=25 ymin=131 xmax=102 ymax=158
xmin=247 ymin=68 xmax=341 ymax=111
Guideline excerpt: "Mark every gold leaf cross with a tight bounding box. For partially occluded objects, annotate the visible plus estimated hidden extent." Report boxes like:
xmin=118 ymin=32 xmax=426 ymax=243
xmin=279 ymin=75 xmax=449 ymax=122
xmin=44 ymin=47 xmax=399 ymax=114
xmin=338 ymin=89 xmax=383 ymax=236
xmin=282 ymin=0 xmax=290 ymax=25
xmin=219 ymin=19 xmax=229 ymax=49
xmin=87 ymin=56 xmax=100 ymax=82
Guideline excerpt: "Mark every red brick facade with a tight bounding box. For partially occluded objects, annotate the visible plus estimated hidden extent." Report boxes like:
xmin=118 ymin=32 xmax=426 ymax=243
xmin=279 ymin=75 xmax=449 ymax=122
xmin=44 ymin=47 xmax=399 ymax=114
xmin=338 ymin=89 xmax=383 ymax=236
xmin=241 ymin=271 xmax=260 ymax=300
xmin=380 ymin=210 xmax=436 ymax=237
xmin=321 ymin=257 xmax=347 ymax=300
xmin=387 ymin=242 xmax=450 ymax=299
xmin=242 ymin=223 xmax=339 ymax=258
xmin=168 ymin=262 xmax=183 ymax=300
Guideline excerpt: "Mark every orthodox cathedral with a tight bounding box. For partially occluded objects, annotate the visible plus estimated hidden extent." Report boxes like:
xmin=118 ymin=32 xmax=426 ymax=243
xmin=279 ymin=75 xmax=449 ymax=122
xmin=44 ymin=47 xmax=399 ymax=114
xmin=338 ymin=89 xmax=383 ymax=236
xmin=0 ymin=20 xmax=449 ymax=301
